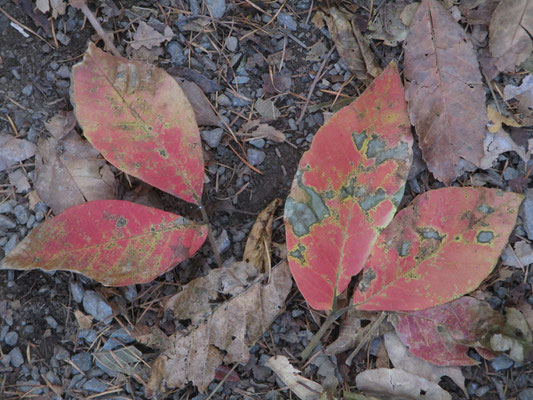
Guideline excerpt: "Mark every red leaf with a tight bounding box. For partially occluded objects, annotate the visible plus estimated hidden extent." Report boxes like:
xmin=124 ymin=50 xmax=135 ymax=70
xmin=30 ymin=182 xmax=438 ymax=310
xmin=284 ymin=64 xmax=413 ymax=310
xmin=353 ymin=187 xmax=523 ymax=311
xmin=0 ymin=200 xmax=207 ymax=285
xmin=71 ymin=43 xmax=204 ymax=204
xmin=390 ymin=296 xmax=505 ymax=366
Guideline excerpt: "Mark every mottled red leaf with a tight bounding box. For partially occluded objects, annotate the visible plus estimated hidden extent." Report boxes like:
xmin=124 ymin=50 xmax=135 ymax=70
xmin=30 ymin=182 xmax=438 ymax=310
xmin=389 ymin=297 xmax=505 ymax=366
xmin=404 ymin=0 xmax=487 ymax=184
xmin=284 ymin=64 xmax=413 ymax=310
xmin=353 ymin=187 xmax=523 ymax=311
xmin=0 ymin=200 xmax=207 ymax=285
xmin=71 ymin=43 xmax=204 ymax=204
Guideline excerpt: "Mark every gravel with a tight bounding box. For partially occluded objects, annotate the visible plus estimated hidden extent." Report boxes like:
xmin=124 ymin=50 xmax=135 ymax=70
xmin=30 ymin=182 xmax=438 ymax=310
xmin=13 ymin=205 xmax=30 ymax=225
xmin=4 ymin=331 xmax=18 ymax=346
xmin=71 ymin=352 xmax=93 ymax=372
xmin=225 ymin=36 xmax=238 ymax=52
xmin=0 ymin=215 xmax=16 ymax=229
xmin=70 ymin=281 xmax=85 ymax=303
xmin=83 ymin=378 xmax=108 ymax=393
xmin=278 ymin=13 xmax=298 ymax=31
xmin=522 ymin=189 xmax=533 ymax=240
xmin=519 ymin=388 xmax=533 ymax=400
xmin=8 ymin=346 xmax=24 ymax=367
xmin=490 ymin=355 xmax=514 ymax=371
xmin=247 ymin=148 xmax=266 ymax=166
xmin=201 ymin=128 xmax=224 ymax=148
xmin=82 ymin=291 xmax=113 ymax=323
xmin=205 ymin=0 xmax=226 ymax=19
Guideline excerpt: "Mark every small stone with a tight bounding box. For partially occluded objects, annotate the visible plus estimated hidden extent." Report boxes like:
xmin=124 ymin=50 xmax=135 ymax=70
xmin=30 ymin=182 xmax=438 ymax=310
xmin=233 ymin=75 xmax=250 ymax=84
xmin=56 ymin=31 xmax=71 ymax=46
xmin=56 ymin=65 xmax=70 ymax=79
xmin=21 ymin=84 xmax=33 ymax=96
xmin=0 ymin=215 xmax=16 ymax=229
xmin=0 ymin=200 xmax=16 ymax=213
xmin=205 ymin=0 xmax=226 ymax=18
xmin=83 ymin=291 xmax=113 ymax=323
xmin=34 ymin=202 xmax=48 ymax=214
xmin=35 ymin=211 xmax=45 ymax=222
xmin=83 ymin=378 xmax=108 ymax=393
xmin=167 ymin=41 xmax=186 ymax=66
xmin=522 ymin=189 xmax=533 ymax=240
xmin=49 ymin=61 xmax=59 ymax=71
xmin=475 ymin=386 xmax=490 ymax=397
xmin=249 ymin=138 xmax=265 ymax=148
xmin=9 ymin=346 xmax=24 ymax=367
xmin=5 ymin=331 xmax=18 ymax=346
xmin=216 ymin=229 xmax=230 ymax=253
xmin=26 ymin=215 xmax=35 ymax=229
xmin=218 ymin=94 xmax=231 ymax=107
xmin=4 ymin=234 xmax=19 ymax=256
xmin=71 ymin=352 xmax=92 ymax=372
xmin=491 ymin=355 xmax=514 ymax=371
xmin=247 ymin=149 xmax=266 ymax=166
xmin=124 ymin=285 xmax=137 ymax=301
xmin=278 ymin=13 xmax=298 ymax=31
xmin=70 ymin=281 xmax=85 ymax=303
xmin=503 ymin=167 xmax=520 ymax=180
xmin=45 ymin=316 xmax=58 ymax=329
xmin=13 ymin=205 xmax=30 ymax=225
xmin=519 ymin=388 xmax=533 ymax=400
xmin=201 ymin=128 xmax=224 ymax=148
xmin=225 ymin=36 xmax=238 ymax=52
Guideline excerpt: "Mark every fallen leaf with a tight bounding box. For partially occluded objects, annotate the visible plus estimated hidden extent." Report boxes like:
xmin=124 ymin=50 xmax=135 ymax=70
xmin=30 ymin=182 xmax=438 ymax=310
xmin=306 ymin=40 xmax=329 ymax=62
xmin=0 ymin=200 xmax=207 ymax=286
xmin=238 ymin=120 xmax=286 ymax=143
xmin=501 ymin=241 xmax=533 ymax=268
xmin=94 ymin=346 xmax=144 ymax=376
xmin=487 ymin=308 xmax=533 ymax=362
xmin=324 ymin=7 xmax=381 ymax=83
xmin=262 ymin=71 xmax=292 ymax=94
xmin=355 ymin=368 xmax=452 ymax=400
xmin=390 ymin=296 xmax=505 ymax=366
xmin=8 ymin=169 xmax=30 ymax=193
xmin=131 ymin=324 xmax=170 ymax=350
xmin=479 ymin=128 xmax=528 ymax=169
xmin=353 ymin=187 xmax=523 ymax=311
xmin=175 ymin=78 xmax=220 ymax=126
xmin=130 ymin=22 xmax=173 ymax=50
xmin=284 ymin=64 xmax=412 ymax=310
xmin=0 ymin=135 xmax=36 ymax=172
xmin=36 ymin=0 xmax=49 ymax=13
xmin=458 ymin=0 xmax=499 ymax=25
xmin=34 ymin=132 xmax=116 ymax=215
xmin=503 ymin=75 xmax=533 ymax=116
xmin=243 ymin=198 xmax=281 ymax=272
xmin=164 ymin=261 xmax=258 ymax=325
xmin=71 ymin=43 xmax=204 ymax=205
xmin=146 ymin=262 xmax=292 ymax=394
xmin=489 ymin=0 xmax=533 ymax=73
xmin=74 ymin=309 xmax=93 ymax=330
xmin=487 ymin=105 xmax=521 ymax=133
xmin=255 ymin=98 xmax=281 ymax=121
xmin=367 ymin=1 xmax=417 ymax=46
xmin=266 ymin=355 xmax=324 ymax=400
xmin=404 ymin=0 xmax=487 ymax=184
xmin=167 ymin=66 xmax=223 ymax=93
xmin=325 ymin=310 xmax=381 ymax=355
xmin=384 ymin=332 xmax=466 ymax=393
xmin=49 ymin=0 xmax=66 ymax=18
xmin=45 ymin=110 xmax=77 ymax=139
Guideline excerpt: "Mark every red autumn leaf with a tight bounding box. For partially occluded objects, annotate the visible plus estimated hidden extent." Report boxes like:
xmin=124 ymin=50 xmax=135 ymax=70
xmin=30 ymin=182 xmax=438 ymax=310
xmin=71 ymin=43 xmax=204 ymax=205
xmin=404 ymin=0 xmax=487 ymax=184
xmin=0 ymin=200 xmax=207 ymax=285
xmin=353 ymin=187 xmax=523 ymax=311
xmin=389 ymin=296 xmax=505 ymax=366
xmin=284 ymin=63 xmax=413 ymax=310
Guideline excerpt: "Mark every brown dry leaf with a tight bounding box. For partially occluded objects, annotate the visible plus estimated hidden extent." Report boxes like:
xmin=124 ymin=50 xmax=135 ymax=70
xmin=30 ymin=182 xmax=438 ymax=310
xmin=0 ymin=135 xmax=36 ymax=172
xmin=487 ymin=105 xmax=521 ymax=133
xmin=262 ymin=71 xmax=292 ymax=94
xmin=489 ymin=0 xmax=533 ymax=73
xmin=324 ymin=7 xmax=381 ymax=83
xmin=266 ymin=355 xmax=324 ymax=400
xmin=356 ymin=368 xmax=452 ymax=400
xmin=404 ymin=0 xmax=487 ymax=184
xmin=367 ymin=1 xmax=418 ymax=46
xmin=325 ymin=309 xmax=381 ymax=355
xmin=243 ymin=198 xmax=281 ymax=272
xmin=501 ymin=241 xmax=533 ymax=268
xmin=94 ymin=346 xmax=144 ymax=376
xmin=45 ymin=111 xmax=77 ymax=139
xmin=238 ymin=120 xmax=286 ymax=143
xmin=164 ymin=261 xmax=258 ymax=325
xmin=8 ymin=169 xmax=30 ymax=193
xmin=74 ymin=310 xmax=93 ymax=330
xmin=384 ymin=332 xmax=466 ymax=393
xmin=131 ymin=324 xmax=170 ymax=350
xmin=479 ymin=128 xmax=528 ymax=169
xmin=255 ymin=98 xmax=281 ymax=121
xmin=175 ymin=78 xmax=220 ymax=126
xmin=146 ymin=262 xmax=292 ymax=394
xmin=131 ymin=22 xmax=173 ymax=50
xmin=504 ymin=75 xmax=533 ymax=117
xmin=34 ymin=132 xmax=116 ymax=214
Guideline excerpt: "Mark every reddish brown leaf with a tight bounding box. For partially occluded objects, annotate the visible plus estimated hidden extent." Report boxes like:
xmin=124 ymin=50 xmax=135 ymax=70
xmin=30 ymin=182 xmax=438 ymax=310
xmin=284 ymin=64 xmax=413 ymax=310
xmin=389 ymin=297 xmax=505 ymax=366
xmin=71 ymin=43 xmax=204 ymax=204
xmin=404 ymin=0 xmax=487 ymax=184
xmin=353 ymin=187 xmax=523 ymax=311
xmin=0 ymin=135 xmax=36 ymax=172
xmin=0 ymin=200 xmax=207 ymax=285
xmin=489 ymin=0 xmax=533 ymax=73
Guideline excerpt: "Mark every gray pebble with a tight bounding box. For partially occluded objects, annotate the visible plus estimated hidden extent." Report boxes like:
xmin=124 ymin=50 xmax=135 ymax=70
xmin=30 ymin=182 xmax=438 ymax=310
xmin=56 ymin=65 xmax=70 ymax=79
xmin=124 ymin=285 xmax=137 ymax=301
xmin=189 ymin=0 xmax=200 ymax=14
xmin=71 ymin=352 xmax=92 ymax=372
xmin=35 ymin=211 xmax=45 ymax=222
xmin=0 ymin=326 xmax=8 ymax=341
xmin=475 ymin=386 xmax=490 ymax=397
xmin=0 ymin=199 xmax=16 ymax=213
xmin=13 ymin=205 xmax=30 ymax=225
xmin=56 ymin=79 xmax=70 ymax=88
xmin=21 ymin=84 xmax=33 ymax=96
xmin=201 ymin=128 xmax=224 ymax=148
xmin=83 ymin=378 xmax=108 ymax=393
xmin=216 ymin=229 xmax=230 ymax=253
xmin=519 ymin=388 xmax=533 ymax=400
xmin=522 ymin=189 xmax=533 ymax=240
xmin=56 ymin=31 xmax=70 ymax=46
xmin=167 ymin=41 xmax=186 ymax=66
xmin=490 ymin=355 xmax=514 ymax=371
xmin=23 ymin=325 xmax=34 ymax=335
xmin=49 ymin=61 xmax=59 ymax=71
xmin=26 ymin=214 xmax=35 ymax=229
xmin=70 ymin=281 xmax=85 ymax=303
xmin=45 ymin=371 xmax=60 ymax=385
xmin=218 ymin=94 xmax=232 ymax=107
xmin=249 ymin=138 xmax=265 ymax=148
xmin=278 ymin=13 xmax=298 ymax=31
xmin=79 ymin=329 xmax=97 ymax=344
xmin=34 ymin=202 xmax=48 ymax=214
xmin=5 ymin=331 xmax=18 ymax=346
xmin=17 ymin=380 xmax=43 ymax=394
xmin=205 ymin=0 xmax=226 ymax=19
xmin=0 ymin=215 xmax=16 ymax=229
xmin=232 ymin=95 xmax=250 ymax=107
xmin=4 ymin=234 xmax=19 ymax=255
xmin=54 ymin=345 xmax=69 ymax=361
xmin=9 ymin=346 xmax=24 ymax=367
xmin=225 ymin=36 xmax=238 ymax=52
xmin=233 ymin=76 xmax=250 ymax=84
xmin=247 ymin=148 xmax=266 ymax=166
xmin=110 ymin=328 xmax=135 ymax=344
xmin=83 ymin=291 xmax=113 ymax=323
xmin=46 ymin=316 xmax=58 ymax=329
xmin=11 ymin=68 xmax=21 ymax=80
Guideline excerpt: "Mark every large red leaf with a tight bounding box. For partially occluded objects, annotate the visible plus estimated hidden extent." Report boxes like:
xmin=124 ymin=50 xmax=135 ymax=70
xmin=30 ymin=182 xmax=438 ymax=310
xmin=353 ymin=187 xmax=523 ymax=311
xmin=284 ymin=64 xmax=413 ymax=310
xmin=389 ymin=296 xmax=505 ymax=366
xmin=0 ymin=200 xmax=207 ymax=285
xmin=71 ymin=43 xmax=204 ymax=204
